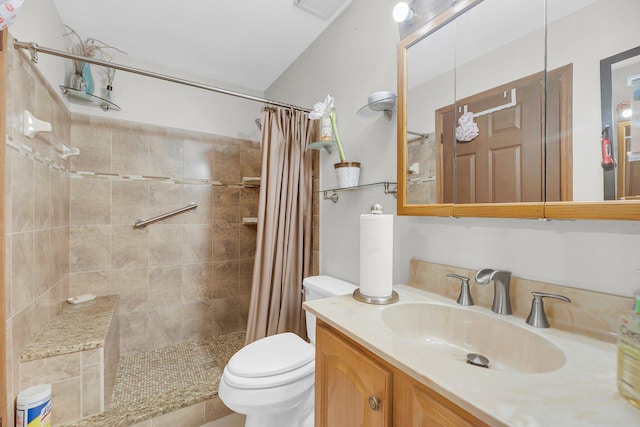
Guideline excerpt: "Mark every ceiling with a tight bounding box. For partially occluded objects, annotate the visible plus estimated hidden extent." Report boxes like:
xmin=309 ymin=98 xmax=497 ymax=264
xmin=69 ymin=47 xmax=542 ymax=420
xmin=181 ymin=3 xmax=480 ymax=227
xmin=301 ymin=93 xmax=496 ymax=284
xmin=51 ymin=0 xmax=352 ymax=93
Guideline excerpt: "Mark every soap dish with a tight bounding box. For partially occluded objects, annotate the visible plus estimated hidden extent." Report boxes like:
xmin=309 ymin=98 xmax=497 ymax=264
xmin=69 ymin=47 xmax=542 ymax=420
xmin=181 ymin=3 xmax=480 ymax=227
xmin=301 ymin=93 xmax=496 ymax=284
xmin=67 ymin=294 xmax=97 ymax=304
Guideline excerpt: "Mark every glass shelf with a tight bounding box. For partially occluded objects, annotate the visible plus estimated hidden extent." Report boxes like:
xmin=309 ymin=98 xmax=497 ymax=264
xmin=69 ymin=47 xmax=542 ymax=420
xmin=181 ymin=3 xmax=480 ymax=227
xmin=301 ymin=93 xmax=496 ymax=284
xmin=59 ymin=86 xmax=121 ymax=111
xmin=357 ymin=92 xmax=397 ymax=120
xmin=307 ymin=140 xmax=334 ymax=154
xmin=317 ymin=181 xmax=397 ymax=203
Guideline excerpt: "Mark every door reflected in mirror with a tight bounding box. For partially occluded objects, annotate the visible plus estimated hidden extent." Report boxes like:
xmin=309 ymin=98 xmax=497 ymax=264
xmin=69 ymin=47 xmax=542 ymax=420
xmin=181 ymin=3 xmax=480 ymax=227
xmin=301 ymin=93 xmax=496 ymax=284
xmin=404 ymin=0 xmax=548 ymax=205
xmin=453 ymin=0 xmax=546 ymax=204
xmin=442 ymin=68 xmax=571 ymax=204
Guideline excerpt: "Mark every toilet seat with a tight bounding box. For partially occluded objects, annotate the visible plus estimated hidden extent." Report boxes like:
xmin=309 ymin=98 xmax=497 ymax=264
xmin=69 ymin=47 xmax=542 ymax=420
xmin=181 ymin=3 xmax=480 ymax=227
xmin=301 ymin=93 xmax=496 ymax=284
xmin=222 ymin=359 xmax=315 ymax=389
xmin=223 ymin=332 xmax=315 ymax=389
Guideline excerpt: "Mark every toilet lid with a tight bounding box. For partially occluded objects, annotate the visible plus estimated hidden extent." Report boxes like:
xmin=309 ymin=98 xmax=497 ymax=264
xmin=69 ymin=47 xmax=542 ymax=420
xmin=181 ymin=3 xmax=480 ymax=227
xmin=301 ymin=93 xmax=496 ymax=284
xmin=226 ymin=332 xmax=314 ymax=378
xmin=222 ymin=359 xmax=315 ymax=389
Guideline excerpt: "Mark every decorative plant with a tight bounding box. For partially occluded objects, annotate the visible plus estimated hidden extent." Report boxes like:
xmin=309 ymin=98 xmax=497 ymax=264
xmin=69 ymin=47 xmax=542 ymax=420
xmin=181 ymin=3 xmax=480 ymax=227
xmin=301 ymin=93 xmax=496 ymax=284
xmin=309 ymin=94 xmax=346 ymax=162
xmin=63 ymin=25 xmax=126 ymax=95
xmin=63 ymin=25 xmax=123 ymax=76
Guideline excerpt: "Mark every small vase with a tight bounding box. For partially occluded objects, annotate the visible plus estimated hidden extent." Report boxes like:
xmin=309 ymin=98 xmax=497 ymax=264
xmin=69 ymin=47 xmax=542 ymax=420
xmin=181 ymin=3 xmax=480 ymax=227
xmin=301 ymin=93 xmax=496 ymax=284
xmin=70 ymin=71 xmax=86 ymax=92
xmin=320 ymin=116 xmax=333 ymax=141
xmin=82 ymin=63 xmax=94 ymax=95
xmin=334 ymin=161 xmax=361 ymax=188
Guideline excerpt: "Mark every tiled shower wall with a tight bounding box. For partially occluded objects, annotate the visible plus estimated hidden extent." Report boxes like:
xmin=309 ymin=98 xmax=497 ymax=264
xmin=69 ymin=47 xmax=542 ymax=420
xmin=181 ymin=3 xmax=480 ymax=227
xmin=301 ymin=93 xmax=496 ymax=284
xmin=406 ymin=133 xmax=437 ymax=204
xmin=4 ymin=35 xmax=72 ymax=425
xmin=67 ymin=115 xmax=259 ymax=355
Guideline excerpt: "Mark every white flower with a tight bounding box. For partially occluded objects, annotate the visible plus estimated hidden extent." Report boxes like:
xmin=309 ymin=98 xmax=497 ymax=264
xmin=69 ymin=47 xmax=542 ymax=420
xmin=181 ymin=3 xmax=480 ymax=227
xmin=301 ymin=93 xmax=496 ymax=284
xmin=309 ymin=94 xmax=346 ymax=162
xmin=309 ymin=94 xmax=335 ymax=120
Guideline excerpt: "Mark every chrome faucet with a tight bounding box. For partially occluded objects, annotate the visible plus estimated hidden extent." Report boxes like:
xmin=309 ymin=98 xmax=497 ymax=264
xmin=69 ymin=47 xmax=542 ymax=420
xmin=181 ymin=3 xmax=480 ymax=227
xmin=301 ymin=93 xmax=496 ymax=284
xmin=474 ymin=268 xmax=512 ymax=315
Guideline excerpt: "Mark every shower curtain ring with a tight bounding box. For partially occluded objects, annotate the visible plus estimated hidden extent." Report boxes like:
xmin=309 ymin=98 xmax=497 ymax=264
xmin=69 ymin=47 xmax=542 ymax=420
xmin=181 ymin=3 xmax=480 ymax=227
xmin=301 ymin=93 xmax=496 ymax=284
xmin=27 ymin=42 xmax=39 ymax=63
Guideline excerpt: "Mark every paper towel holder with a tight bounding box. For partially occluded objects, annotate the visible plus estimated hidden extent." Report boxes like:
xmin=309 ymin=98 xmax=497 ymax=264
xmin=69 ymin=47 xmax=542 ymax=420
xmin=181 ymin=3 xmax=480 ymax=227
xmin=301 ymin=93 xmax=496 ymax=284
xmin=353 ymin=288 xmax=399 ymax=305
xmin=352 ymin=203 xmax=399 ymax=305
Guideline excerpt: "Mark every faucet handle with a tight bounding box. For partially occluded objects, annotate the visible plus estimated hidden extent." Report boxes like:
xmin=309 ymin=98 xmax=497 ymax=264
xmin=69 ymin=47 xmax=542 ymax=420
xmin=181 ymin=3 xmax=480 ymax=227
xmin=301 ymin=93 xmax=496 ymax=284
xmin=447 ymin=273 xmax=474 ymax=306
xmin=526 ymin=292 xmax=571 ymax=328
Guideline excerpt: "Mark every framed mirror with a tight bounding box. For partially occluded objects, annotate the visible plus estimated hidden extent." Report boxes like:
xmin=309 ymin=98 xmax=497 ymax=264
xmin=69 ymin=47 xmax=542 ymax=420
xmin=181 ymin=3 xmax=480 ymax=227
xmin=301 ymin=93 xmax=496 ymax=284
xmin=397 ymin=0 xmax=640 ymax=220
xmin=404 ymin=8 xmax=456 ymax=215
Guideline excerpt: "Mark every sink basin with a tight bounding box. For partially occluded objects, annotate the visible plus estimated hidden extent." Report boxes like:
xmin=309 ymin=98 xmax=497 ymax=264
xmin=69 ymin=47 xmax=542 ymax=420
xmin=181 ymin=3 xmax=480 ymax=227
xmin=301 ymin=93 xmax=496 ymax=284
xmin=382 ymin=303 xmax=565 ymax=374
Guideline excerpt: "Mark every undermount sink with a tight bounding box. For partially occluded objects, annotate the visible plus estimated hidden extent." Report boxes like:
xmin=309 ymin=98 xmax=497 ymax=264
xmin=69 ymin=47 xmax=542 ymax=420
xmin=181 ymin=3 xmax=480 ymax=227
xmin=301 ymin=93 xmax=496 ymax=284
xmin=382 ymin=302 xmax=565 ymax=374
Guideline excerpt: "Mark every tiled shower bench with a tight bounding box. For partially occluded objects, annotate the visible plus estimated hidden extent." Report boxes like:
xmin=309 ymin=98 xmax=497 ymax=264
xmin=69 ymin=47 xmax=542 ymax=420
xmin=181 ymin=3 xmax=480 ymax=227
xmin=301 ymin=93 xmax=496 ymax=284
xmin=18 ymin=295 xmax=120 ymax=425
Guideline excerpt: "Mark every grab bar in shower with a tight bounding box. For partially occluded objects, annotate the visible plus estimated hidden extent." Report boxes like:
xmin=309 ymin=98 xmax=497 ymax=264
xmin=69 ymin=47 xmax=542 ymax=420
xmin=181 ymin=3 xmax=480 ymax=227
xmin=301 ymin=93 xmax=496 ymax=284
xmin=134 ymin=202 xmax=197 ymax=228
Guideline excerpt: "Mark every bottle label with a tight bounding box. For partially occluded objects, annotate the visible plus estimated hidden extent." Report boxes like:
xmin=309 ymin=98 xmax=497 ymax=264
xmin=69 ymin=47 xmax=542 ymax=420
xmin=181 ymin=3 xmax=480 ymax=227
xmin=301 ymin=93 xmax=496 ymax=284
xmin=618 ymin=313 xmax=640 ymax=405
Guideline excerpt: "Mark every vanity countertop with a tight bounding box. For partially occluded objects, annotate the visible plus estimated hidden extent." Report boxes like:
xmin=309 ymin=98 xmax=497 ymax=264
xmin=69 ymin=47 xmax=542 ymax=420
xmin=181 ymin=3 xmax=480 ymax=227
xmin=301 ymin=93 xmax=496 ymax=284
xmin=303 ymin=284 xmax=640 ymax=426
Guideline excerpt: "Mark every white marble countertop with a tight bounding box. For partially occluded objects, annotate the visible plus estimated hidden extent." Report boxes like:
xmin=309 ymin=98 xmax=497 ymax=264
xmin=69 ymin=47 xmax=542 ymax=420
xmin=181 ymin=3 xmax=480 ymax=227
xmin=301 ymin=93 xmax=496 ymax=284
xmin=303 ymin=285 xmax=640 ymax=426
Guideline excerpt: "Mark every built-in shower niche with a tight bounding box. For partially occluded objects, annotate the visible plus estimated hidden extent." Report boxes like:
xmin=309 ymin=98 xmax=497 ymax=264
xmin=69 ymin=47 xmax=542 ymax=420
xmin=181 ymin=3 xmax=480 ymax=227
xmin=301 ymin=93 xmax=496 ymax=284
xmin=18 ymin=296 xmax=120 ymax=424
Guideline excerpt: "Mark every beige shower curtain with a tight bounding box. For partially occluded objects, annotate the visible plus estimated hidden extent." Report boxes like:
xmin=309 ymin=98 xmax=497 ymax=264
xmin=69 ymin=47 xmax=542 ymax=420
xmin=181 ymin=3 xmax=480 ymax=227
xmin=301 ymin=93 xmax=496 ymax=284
xmin=245 ymin=106 xmax=314 ymax=344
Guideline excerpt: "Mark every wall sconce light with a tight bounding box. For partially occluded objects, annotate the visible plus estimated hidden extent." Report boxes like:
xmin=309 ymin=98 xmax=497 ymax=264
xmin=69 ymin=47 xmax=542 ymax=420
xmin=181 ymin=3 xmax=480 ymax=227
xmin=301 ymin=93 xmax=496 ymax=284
xmin=393 ymin=2 xmax=415 ymax=23
xmin=617 ymin=101 xmax=632 ymax=121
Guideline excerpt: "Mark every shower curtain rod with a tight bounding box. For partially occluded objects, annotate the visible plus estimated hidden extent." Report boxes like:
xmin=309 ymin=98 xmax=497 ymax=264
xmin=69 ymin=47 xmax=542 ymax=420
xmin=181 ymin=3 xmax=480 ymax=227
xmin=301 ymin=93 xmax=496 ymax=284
xmin=12 ymin=39 xmax=312 ymax=113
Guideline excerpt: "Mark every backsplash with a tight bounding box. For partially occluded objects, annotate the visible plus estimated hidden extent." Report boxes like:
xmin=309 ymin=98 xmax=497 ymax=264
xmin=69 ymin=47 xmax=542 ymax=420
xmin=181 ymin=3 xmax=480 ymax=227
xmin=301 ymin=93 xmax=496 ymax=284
xmin=407 ymin=258 xmax=634 ymax=343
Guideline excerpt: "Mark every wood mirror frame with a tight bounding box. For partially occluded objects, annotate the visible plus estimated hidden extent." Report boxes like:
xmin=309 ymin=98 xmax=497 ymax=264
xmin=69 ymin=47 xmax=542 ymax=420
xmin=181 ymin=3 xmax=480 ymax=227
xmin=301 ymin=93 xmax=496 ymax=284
xmin=396 ymin=0 xmax=640 ymax=220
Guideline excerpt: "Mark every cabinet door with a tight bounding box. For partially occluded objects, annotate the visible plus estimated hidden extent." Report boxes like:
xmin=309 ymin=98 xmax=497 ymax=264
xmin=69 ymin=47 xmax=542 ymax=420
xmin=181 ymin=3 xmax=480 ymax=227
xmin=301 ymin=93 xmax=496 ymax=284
xmin=394 ymin=371 xmax=489 ymax=427
xmin=315 ymin=322 xmax=392 ymax=427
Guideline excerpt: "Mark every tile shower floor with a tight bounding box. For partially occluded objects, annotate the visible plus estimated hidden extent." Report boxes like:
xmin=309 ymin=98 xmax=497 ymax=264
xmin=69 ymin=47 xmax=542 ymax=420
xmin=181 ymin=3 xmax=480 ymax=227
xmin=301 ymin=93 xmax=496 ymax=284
xmin=60 ymin=331 xmax=246 ymax=427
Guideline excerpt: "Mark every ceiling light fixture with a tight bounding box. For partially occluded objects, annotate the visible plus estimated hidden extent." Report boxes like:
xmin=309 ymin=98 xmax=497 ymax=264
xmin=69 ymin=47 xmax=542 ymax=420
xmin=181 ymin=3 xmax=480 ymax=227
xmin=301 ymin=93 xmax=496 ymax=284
xmin=393 ymin=2 xmax=414 ymax=23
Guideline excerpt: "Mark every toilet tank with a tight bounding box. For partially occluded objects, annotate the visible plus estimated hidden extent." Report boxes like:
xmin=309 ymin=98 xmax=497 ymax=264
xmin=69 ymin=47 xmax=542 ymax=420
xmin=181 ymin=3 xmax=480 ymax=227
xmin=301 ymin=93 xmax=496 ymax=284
xmin=303 ymin=275 xmax=357 ymax=345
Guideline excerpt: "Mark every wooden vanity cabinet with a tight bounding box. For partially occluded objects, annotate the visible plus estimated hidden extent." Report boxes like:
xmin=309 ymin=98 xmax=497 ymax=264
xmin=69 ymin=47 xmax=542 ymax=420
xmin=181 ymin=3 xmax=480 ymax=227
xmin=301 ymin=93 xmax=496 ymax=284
xmin=315 ymin=321 xmax=393 ymax=427
xmin=394 ymin=371 xmax=489 ymax=426
xmin=315 ymin=320 xmax=490 ymax=427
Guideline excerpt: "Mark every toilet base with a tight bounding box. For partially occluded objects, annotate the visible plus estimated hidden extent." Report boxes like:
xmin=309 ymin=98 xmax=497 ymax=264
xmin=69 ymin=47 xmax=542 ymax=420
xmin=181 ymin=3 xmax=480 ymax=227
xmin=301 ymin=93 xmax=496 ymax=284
xmin=243 ymin=384 xmax=314 ymax=427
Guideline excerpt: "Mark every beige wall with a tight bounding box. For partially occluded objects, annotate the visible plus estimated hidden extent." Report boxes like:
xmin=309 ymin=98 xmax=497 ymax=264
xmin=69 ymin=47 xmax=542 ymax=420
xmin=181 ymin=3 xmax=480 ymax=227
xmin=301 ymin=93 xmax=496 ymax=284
xmin=67 ymin=115 xmax=258 ymax=355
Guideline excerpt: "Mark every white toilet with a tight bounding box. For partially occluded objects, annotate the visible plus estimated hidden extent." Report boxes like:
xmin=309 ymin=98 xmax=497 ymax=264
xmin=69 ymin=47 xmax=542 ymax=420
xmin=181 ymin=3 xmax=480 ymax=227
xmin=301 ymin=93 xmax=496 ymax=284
xmin=218 ymin=275 xmax=357 ymax=427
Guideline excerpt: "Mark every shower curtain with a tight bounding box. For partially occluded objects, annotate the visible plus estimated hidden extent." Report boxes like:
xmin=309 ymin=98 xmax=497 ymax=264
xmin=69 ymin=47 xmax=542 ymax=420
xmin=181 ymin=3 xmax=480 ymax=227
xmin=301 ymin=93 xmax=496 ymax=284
xmin=245 ymin=106 xmax=314 ymax=344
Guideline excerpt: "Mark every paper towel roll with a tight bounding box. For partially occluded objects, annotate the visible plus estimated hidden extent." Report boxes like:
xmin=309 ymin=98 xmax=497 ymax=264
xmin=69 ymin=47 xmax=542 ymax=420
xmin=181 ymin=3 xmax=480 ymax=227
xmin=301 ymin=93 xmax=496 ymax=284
xmin=360 ymin=214 xmax=393 ymax=297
